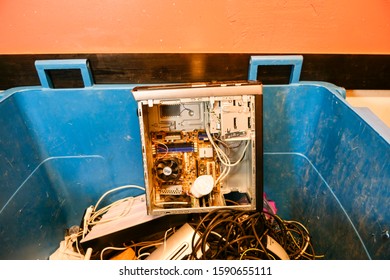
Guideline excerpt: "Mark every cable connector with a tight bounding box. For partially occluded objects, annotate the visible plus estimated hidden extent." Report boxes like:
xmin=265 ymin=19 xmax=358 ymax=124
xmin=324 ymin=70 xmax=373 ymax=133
xmin=82 ymin=205 xmax=94 ymax=238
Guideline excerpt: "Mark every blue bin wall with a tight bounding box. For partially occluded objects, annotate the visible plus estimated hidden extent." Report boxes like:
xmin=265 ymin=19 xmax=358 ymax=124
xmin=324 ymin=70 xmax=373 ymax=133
xmin=262 ymin=84 xmax=389 ymax=260
xmin=0 ymin=81 xmax=388 ymax=259
xmin=0 ymin=86 xmax=145 ymax=259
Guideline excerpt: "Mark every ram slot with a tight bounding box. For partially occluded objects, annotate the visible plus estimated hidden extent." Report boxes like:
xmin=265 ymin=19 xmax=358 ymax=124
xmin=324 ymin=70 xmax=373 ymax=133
xmin=156 ymin=143 xmax=194 ymax=153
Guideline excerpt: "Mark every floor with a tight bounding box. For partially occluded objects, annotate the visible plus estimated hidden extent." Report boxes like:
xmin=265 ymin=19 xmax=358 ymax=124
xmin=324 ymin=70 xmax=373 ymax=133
xmin=346 ymin=90 xmax=390 ymax=128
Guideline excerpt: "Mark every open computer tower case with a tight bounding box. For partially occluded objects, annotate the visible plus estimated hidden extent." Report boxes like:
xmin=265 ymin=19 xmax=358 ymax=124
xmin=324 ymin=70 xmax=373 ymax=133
xmin=132 ymin=81 xmax=263 ymax=215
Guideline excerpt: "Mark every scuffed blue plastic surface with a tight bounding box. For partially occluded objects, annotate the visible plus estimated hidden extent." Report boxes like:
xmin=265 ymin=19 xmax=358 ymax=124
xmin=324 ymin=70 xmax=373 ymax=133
xmin=0 ymin=57 xmax=388 ymax=259
xmin=261 ymin=84 xmax=389 ymax=260
xmin=0 ymin=84 xmax=145 ymax=259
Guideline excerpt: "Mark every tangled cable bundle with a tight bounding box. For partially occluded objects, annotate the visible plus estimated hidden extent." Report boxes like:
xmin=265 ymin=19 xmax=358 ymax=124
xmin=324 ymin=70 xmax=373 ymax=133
xmin=72 ymin=185 xmax=322 ymax=260
xmin=188 ymin=209 xmax=323 ymax=260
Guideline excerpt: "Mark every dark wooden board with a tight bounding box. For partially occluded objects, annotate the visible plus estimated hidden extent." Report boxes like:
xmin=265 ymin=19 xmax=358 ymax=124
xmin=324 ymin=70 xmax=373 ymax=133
xmin=0 ymin=53 xmax=389 ymax=90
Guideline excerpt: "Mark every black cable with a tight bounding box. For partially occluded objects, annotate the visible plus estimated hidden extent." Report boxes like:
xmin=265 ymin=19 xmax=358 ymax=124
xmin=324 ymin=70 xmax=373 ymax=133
xmin=189 ymin=208 xmax=321 ymax=260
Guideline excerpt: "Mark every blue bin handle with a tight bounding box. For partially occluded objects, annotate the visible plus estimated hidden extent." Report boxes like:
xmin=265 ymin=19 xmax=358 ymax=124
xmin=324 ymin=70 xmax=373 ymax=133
xmin=35 ymin=59 xmax=94 ymax=88
xmin=248 ymin=55 xmax=303 ymax=84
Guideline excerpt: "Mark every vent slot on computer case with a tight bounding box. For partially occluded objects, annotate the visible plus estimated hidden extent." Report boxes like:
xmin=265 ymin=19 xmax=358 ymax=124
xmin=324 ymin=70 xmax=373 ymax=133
xmin=134 ymin=82 xmax=262 ymax=215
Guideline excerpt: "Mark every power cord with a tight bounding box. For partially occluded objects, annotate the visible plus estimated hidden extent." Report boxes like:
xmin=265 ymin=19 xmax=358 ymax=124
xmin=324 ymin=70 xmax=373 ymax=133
xmin=81 ymin=185 xmax=145 ymax=239
xmin=188 ymin=208 xmax=323 ymax=260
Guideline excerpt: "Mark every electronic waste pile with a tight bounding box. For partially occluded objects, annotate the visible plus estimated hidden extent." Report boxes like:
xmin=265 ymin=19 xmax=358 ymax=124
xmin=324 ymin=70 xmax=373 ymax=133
xmin=49 ymin=185 xmax=322 ymax=260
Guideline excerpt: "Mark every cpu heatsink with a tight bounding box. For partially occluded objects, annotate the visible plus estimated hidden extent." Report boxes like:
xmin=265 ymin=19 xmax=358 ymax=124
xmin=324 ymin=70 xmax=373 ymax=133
xmin=154 ymin=158 xmax=181 ymax=182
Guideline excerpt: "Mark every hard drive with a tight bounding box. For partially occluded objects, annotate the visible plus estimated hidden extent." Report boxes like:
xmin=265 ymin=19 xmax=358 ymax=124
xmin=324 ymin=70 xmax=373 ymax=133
xmin=132 ymin=81 xmax=263 ymax=215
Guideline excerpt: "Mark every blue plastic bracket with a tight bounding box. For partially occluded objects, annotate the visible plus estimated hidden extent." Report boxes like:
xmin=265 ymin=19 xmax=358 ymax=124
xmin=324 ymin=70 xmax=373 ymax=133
xmin=35 ymin=59 xmax=94 ymax=89
xmin=248 ymin=55 xmax=303 ymax=84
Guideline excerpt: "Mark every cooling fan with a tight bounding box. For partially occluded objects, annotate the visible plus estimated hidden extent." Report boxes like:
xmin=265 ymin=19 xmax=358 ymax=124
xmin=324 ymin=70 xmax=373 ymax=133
xmin=154 ymin=158 xmax=182 ymax=182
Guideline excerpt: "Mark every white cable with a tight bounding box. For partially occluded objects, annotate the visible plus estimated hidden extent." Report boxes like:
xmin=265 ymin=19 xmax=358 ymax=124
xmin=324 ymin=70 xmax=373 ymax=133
xmin=94 ymin=185 xmax=145 ymax=211
xmin=88 ymin=196 xmax=136 ymax=226
xmin=137 ymin=252 xmax=151 ymax=259
xmin=137 ymin=242 xmax=163 ymax=258
xmin=204 ymin=104 xmax=250 ymax=186
xmin=204 ymin=118 xmax=230 ymax=185
xmin=82 ymin=206 xmax=94 ymax=238
xmin=84 ymin=248 xmax=93 ymax=260
xmin=222 ymin=140 xmax=250 ymax=167
xmin=83 ymin=185 xmax=145 ymax=238
xmin=163 ymin=228 xmax=173 ymax=252
xmin=100 ymin=246 xmax=128 ymax=260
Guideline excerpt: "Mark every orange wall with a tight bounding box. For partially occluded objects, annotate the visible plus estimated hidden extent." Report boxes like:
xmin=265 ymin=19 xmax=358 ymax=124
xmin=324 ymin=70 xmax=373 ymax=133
xmin=1 ymin=0 xmax=390 ymax=54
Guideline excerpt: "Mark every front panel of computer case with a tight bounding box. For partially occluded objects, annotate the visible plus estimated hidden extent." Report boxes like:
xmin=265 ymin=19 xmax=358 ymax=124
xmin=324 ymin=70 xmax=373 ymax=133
xmin=133 ymin=81 xmax=262 ymax=215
